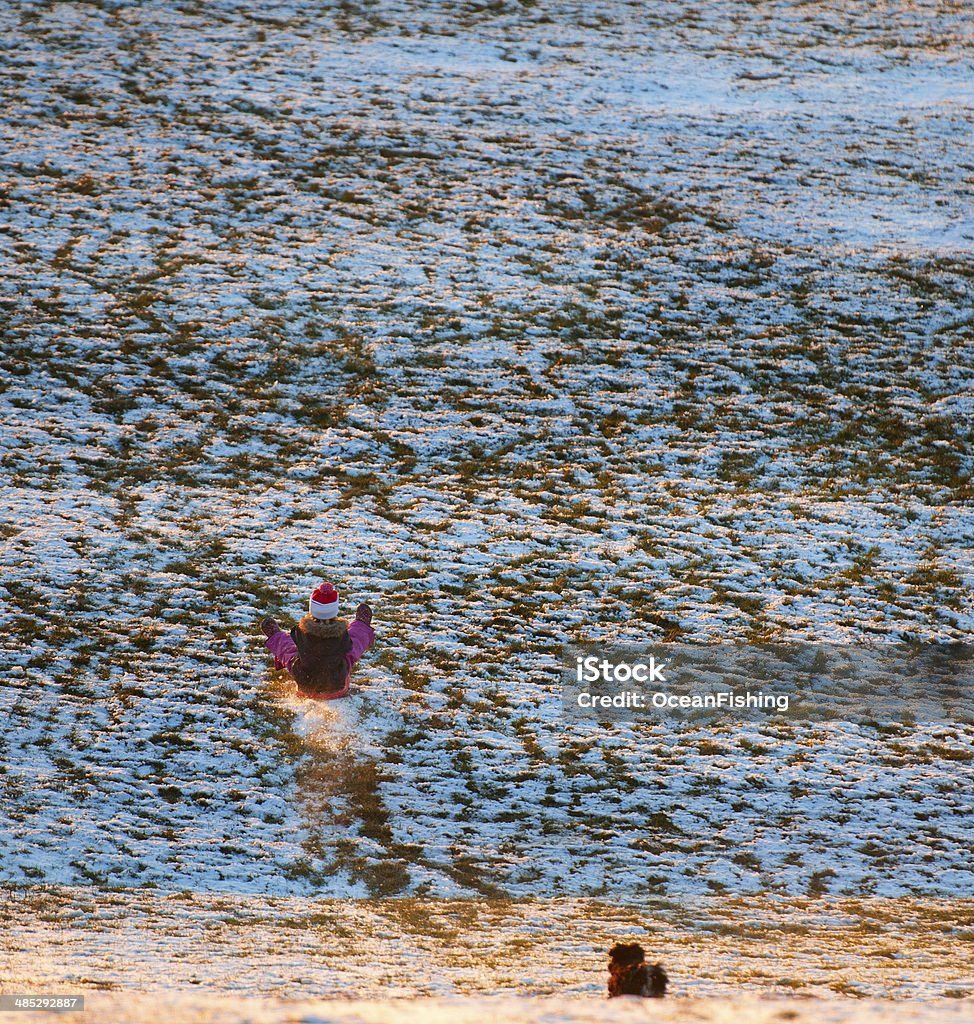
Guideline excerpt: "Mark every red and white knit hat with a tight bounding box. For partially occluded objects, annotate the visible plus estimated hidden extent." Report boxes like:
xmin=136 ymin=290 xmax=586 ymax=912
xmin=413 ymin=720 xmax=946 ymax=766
xmin=309 ymin=581 xmax=339 ymax=620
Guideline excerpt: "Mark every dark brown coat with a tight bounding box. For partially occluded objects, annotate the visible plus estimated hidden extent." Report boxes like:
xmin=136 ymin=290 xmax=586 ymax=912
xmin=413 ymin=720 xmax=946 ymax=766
xmin=289 ymin=615 xmax=353 ymax=695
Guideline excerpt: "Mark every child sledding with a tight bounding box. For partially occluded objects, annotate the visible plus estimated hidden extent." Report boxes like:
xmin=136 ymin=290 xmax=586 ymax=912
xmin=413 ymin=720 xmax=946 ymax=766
xmin=261 ymin=581 xmax=375 ymax=700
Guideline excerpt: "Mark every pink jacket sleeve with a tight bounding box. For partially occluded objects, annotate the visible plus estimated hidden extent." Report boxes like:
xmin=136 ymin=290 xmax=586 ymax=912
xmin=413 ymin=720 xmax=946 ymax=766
xmin=345 ymin=620 xmax=375 ymax=670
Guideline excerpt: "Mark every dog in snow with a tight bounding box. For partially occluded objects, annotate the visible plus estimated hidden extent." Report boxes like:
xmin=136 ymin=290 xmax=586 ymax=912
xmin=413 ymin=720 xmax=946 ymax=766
xmin=607 ymin=942 xmax=667 ymax=998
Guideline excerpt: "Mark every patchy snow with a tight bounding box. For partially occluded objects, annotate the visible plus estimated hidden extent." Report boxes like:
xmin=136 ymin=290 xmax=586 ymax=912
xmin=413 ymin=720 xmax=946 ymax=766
xmin=2 ymin=889 xmax=972 ymax=1007
xmin=1 ymin=0 xmax=973 ymax=1015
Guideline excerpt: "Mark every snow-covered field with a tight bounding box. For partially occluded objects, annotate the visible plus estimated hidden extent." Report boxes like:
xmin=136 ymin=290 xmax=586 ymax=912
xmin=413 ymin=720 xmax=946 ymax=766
xmin=1 ymin=0 xmax=973 ymax=1020
xmin=3 ymin=888 xmax=973 ymax=999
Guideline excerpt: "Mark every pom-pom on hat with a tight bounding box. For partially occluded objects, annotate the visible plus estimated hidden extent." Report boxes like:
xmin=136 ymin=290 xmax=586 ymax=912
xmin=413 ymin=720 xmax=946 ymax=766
xmin=309 ymin=581 xmax=339 ymax=620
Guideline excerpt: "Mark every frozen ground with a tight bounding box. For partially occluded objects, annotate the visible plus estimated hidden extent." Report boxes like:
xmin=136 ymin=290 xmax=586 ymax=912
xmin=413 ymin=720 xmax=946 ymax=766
xmin=1 ymin=0 xmax=973 ymax=1016
xmin=2 ymin=889 xmax=973 ymax=1012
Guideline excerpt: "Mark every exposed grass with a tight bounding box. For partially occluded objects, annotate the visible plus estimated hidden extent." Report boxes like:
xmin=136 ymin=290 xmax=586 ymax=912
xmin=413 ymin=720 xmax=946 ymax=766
xmin=2 ymin=0 xmax=973 ymax=909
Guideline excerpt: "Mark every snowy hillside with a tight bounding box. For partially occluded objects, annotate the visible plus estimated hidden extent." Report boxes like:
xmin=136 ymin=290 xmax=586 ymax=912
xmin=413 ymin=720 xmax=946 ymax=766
xmin=2 ymin=0 xmax=973 ymax=904
xmin=1 ymin=1 xmax=973 ymax=1017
